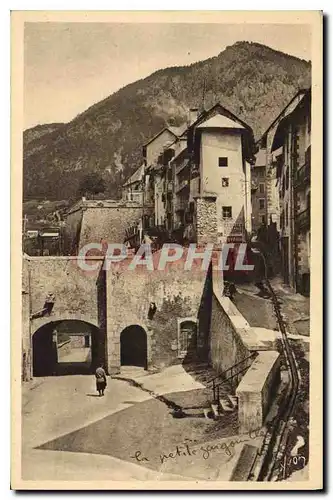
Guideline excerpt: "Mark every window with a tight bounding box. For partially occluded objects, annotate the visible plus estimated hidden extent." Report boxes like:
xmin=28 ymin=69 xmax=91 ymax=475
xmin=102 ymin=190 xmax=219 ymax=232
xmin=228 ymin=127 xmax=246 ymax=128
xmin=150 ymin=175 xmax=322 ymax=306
xmin=177 ymin=319 xmax=198 ymax=358
xmin=261 ymin=215 xmax=266 ymax=225
xmin=259 ymin=183 xmax=265 ymax=194
xmin=259 ymin=199 xmax=265 ymax=210
xmin=285 ymin=167 xmax=289 ymax=190
xmin=221 ymin=177 xmax=229 ymax=187
xmin=218 ymin=157 xmax=228 ymax=167
xmin=259 ymin=168 xmax=265 ymax=178
xmin=285 ymin=203 xmax=289 ymax=227
xmin=222 ymin=206 xmax=232 ymax=219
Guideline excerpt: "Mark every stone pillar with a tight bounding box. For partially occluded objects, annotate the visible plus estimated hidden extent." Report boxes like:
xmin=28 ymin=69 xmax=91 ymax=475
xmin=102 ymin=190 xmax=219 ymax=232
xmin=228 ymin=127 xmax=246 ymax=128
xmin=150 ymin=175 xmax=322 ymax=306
xmin=108 ymin=339 xmax=121 ymax=375
xmin=195 ymin=195 xmax=218 ymax=245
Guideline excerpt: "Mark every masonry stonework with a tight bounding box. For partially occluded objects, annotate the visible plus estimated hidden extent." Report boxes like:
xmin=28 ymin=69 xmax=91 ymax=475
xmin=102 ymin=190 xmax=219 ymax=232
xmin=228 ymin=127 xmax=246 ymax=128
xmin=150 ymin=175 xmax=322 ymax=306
xmin=64 ymin=201 xmax=144 ymax=254
xmin=236 ymin=351 xmax=281 ymax=433
xmin=195 ymin=196 xmax=218 ymax=245
xmin=28 ymin=256 xmax=103 ymax=328
xmin=105 ymin=252 xmax=210 ymax=374
xmin=209 ymin=293 xmax=250 ymax=377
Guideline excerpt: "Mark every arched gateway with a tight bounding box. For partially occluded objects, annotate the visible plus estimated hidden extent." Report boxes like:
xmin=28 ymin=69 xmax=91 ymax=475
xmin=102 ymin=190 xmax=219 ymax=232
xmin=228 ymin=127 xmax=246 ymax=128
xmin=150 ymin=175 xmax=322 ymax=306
xmin=32 ymin=319 xmax=106 ymax=376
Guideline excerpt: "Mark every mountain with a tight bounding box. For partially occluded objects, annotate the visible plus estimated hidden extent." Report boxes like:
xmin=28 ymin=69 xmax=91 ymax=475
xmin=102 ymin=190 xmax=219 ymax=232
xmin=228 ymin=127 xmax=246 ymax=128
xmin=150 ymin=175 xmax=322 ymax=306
xmin=23 ymin=41 xmax=311 ymax=201
xmin=23 ymin=123 xmax=65 ymax=148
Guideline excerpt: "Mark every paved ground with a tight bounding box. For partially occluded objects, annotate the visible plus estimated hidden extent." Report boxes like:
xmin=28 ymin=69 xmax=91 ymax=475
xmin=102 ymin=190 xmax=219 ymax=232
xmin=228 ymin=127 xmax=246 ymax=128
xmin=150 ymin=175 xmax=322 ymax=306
xmin=22 ymin=364 xmax=254 ymax=482
xmin=58 ymin=346 xmax=91 ymax=363
xmin=233 ymin=278 xmax=310 ymax=336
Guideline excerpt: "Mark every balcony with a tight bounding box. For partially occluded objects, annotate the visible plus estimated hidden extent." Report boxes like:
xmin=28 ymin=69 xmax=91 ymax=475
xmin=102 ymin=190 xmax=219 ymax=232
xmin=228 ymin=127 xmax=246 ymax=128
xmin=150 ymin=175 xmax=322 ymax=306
xmin=296 ymin=207 xmax=310 ymax=230
xmin=296 ymin=146 xmax=311 ymax=188
xmin=296 ymin=162 xmax=310 ymax=188
xmin=174 ymin=199 xmax=186 ymax=212
xmin=175 ymin=179 xmax=189 ymax=194
xmin=175 ymin=158 xmax=190 ymax=176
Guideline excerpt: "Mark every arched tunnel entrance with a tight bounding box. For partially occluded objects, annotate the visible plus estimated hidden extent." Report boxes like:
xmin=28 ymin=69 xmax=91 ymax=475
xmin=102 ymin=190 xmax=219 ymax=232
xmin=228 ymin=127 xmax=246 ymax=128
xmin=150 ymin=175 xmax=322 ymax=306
xmin=32 ymin=320 xmax=105 ymax=376
xmin=120 ymin=325 xmax=147 ymax=369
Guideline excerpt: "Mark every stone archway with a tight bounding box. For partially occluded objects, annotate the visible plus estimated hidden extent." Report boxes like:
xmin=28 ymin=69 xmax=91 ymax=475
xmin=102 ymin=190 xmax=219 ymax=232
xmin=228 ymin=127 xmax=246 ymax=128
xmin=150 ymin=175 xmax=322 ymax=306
xmin=32 ymin=319 xmax=106 ymax=376
xmin=120 ymin=325 xmax=147 ymax=369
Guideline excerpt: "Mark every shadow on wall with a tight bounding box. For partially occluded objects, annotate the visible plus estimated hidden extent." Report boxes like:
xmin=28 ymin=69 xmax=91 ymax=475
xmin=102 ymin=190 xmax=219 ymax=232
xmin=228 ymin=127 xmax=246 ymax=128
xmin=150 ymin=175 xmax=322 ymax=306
xmin=32 ymin=320 xmax=105 ymax=376
xmin=182 ymin=262 xmax=213 ymax=372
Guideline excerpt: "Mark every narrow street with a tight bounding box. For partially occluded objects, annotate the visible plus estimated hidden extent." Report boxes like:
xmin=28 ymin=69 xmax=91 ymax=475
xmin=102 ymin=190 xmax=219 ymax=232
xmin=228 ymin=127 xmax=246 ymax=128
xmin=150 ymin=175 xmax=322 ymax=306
xmin=233 ymin=278 xmax=310 ymax=337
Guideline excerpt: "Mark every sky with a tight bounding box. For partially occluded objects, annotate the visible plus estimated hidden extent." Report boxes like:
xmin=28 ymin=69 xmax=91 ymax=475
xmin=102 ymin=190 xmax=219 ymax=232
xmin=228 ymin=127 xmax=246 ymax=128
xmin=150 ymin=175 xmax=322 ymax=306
xmin=24 ymin=22 xmax=312 ymax=130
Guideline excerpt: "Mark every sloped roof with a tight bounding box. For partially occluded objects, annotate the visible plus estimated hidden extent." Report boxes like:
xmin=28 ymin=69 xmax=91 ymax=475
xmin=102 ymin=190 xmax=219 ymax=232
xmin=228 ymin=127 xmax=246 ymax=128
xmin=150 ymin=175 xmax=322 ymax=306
xmin=142 ymin=124 xmax=187 ymax=148
xmin=254 ymin=149 xmax=266 ymax=167
xmin=259 ymin=88 xmax=310 ymax=142
xmin=168 ymin=124 xmax=188 ymax=137
xmin=190 ymin=103 xmax=253 ymax=133
xmin=271 ymin=90 xmax=310 ymax=152
xmin=197 ymin=114 xmax=246 ymax=130
xmin=123 ymin=164 xmax=145 ymax=187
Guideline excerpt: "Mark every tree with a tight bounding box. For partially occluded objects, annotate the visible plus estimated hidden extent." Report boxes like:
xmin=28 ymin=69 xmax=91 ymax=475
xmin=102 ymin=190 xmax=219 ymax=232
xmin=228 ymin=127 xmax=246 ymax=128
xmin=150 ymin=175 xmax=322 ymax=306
xmin=78 ymin=172 xmax=106 ymax=197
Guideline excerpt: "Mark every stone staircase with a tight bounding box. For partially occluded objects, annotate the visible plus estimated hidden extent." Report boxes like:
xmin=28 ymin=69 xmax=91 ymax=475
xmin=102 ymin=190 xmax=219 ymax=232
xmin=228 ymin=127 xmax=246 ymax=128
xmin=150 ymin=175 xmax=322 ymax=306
xmin=182 ymin=361 xmax=239 ymax=420
xmin=203 ymin=393 xmax=239 ymax=420
xmin=183 ymin=353 xmax=257 ymax=421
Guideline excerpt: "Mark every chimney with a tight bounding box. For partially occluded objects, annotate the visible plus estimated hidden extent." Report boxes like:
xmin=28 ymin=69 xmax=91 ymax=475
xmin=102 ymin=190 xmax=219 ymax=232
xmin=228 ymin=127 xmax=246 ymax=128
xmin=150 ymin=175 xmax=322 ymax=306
xmin=188 ymin=108 xmax=199 ymax=126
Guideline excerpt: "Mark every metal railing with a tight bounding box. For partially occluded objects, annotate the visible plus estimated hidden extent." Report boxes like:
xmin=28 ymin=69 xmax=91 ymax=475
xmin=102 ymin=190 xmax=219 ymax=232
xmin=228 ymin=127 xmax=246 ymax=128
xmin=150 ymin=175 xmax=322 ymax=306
xmin=208 ymin=352 xmax=258 ymax=401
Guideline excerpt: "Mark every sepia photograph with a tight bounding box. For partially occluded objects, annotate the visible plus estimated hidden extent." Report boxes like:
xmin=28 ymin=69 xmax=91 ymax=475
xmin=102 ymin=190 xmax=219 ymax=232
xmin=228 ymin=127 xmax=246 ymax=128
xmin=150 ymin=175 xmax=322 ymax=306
xmin=11 ymin=10 xmax=322 ymax=490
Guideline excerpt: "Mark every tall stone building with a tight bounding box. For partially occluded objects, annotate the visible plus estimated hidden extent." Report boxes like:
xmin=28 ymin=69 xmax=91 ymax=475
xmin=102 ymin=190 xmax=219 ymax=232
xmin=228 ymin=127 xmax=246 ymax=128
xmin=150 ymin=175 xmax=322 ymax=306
xmin=271 ymin=89 xmax=311 ymax=294
xmin=120 ymin=104 xmax=256 ymax=252
xmin=142 ymin=125 xmax=187 ymax=229
xmin=170 ymin=104 xmax=256 ymax=246
xmin=258 ymin=90 xmax=308 ymax=232
xmin=251 ymin=149 xmax=267 ymax=234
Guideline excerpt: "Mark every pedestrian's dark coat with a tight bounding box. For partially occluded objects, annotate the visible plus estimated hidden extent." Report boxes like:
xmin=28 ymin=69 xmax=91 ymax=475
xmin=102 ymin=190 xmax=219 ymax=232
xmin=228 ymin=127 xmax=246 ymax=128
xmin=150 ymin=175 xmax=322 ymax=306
xmin=95 ymin=366 xmax=107 ymax=392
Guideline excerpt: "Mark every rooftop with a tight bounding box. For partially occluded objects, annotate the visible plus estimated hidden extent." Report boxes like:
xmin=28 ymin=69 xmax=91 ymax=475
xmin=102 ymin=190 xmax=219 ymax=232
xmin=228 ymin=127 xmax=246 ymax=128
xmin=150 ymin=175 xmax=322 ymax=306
xmin=254 ymin=149 xmax=266 ymax=167
xmin=197 ymin=114 xmax=246 ymax=130
xmin=123 ymin=164 xmax=145 ymax=187
xmin=142 ymin=123 xmax=187 ymax=148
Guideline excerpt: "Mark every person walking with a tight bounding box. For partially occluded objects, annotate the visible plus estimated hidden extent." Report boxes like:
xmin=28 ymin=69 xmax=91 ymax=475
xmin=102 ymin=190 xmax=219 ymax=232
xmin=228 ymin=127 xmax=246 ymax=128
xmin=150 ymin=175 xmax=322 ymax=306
xmin=95 ymin=364 xmax=107 ymax=397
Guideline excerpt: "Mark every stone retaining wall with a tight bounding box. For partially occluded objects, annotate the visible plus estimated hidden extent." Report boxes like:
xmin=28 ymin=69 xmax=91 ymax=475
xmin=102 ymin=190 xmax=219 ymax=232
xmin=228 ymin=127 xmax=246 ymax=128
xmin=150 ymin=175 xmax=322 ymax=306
xmin=236 ymin=350 xmax=281 ymax=433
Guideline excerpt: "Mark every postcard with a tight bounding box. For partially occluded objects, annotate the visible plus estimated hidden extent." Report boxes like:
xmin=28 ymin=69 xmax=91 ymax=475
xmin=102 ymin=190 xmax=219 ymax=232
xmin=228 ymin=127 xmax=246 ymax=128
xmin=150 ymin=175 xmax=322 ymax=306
xmin=11 ymin=10 xmax=323 ymax=490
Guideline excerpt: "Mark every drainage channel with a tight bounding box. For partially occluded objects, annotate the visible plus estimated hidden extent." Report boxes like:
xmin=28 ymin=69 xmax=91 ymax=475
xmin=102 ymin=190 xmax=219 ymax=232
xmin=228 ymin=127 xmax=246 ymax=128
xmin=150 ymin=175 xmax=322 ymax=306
xmin=263 ymin=278 xmax=301 ymax=481
xmin=112 ymin=376 xmax=188 ymax=417
xmin=248 ymin=273 xmax=301 ymax=482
